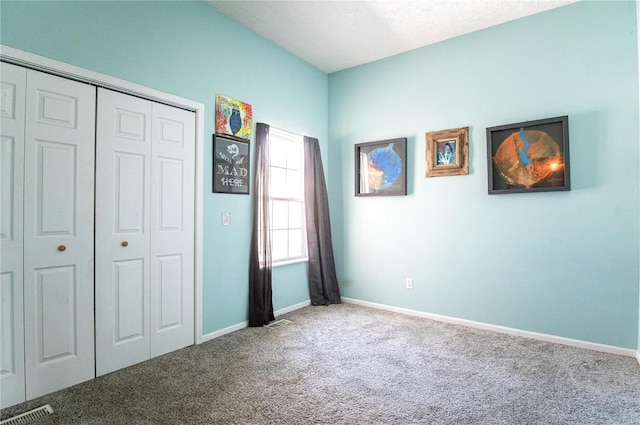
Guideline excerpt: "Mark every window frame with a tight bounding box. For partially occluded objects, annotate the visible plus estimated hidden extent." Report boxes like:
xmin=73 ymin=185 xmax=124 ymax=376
xmin=266 ymin=127 xmax=307 ymax=266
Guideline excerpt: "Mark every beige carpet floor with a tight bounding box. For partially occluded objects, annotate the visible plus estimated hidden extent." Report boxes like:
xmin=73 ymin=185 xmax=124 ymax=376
xmin=2 ymin=303 xmax=640 ymax=424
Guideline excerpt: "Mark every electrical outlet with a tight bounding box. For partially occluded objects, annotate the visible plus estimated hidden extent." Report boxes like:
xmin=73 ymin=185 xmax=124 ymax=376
xmin=406 ymin=278 xmax=413 ymax=290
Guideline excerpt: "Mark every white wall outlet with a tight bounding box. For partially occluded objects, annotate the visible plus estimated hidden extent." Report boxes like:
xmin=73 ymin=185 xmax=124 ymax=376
xmin=406 ymin=278 xmax=413 ymax=290
xmin=222 ymin=212 xmax=231 ymax=226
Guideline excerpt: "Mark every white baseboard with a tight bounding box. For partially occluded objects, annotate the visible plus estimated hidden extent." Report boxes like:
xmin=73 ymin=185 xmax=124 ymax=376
xmin=201 ymin=300 xmax=311 ymax=343
xmin=342 ymin=297 xmax=637 ymax=359
xmin=275 ymin=300 xmax=311 ymax=316
xmin=636 ymin=350 xmax=640 ymax=366
xmin=202 ymin=321 xmax=248 ymax=342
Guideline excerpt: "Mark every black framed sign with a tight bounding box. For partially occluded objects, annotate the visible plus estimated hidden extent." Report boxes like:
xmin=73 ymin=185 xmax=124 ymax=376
xmin=355 ymin=137 xmax=407 ymax=197
xmin=213 ymin=134 xmax=250 ymax=194
xmin=486 ymin=115 xmax=570 ymax=194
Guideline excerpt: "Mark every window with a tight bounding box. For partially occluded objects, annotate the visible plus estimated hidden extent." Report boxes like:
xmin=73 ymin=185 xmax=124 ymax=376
xmin=267 ymin=128 xmax=306 ymax=264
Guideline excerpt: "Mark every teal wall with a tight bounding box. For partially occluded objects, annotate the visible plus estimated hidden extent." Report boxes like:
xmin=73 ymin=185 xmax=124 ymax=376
xmin=329 ymin=1 xmax=640 ymax=349
xmin=0 ymin=1 xmax=327 ymax=334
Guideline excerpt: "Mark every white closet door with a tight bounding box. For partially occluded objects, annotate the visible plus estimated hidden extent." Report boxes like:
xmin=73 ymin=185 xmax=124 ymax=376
xmin=0 ymin=62 xmax=26 ymax=408
xmin=23 ymin=69 xmax=96 ymax=399
xmin=95 ymin=88 xmax=152 ymax=376
xmin=150 ymin=103 xmax=195 ymax=357
xmin=96 ymin=89 xmax=195 ymax=375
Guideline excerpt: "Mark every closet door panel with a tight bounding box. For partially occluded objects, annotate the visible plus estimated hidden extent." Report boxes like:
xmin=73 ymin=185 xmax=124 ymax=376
xmin=36 ymin=141 xmax=77 ymax=233
xmin=95 ymin=88 xmax=151 ymax=376
xmin=34 ymin=266 xmax=77 ymax=361
xmin=112 ymin=259 xmax=146 ymax=343
xmin=0 ymin=62 xmax=26 ymax=409
xmin=0 ymin=272 xmax=23 ymax=408
xmin=23 ymin=69 xmax=95 ymax=399
xmin=116 ymin=153 xmax=146 ymax=232
xmin=150 ymin=103 xmax=195 ymax=357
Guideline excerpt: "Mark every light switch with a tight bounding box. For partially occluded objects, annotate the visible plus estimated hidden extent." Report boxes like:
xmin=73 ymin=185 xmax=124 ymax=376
xmin=222 ymin=212 xmax=231 ymax=226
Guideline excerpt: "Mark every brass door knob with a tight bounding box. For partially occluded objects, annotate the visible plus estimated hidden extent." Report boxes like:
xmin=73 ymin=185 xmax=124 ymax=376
xmin=121 ymin=241 xmax=129 ymax=247
xmin=58 ymin=245 xmax=66 ymax=251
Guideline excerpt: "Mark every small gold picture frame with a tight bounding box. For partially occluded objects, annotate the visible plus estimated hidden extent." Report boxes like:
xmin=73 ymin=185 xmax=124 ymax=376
xmin=425 ymin=127 xmax=469 ymax=177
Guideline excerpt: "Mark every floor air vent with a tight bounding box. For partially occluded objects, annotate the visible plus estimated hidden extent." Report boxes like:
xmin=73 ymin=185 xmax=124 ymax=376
xmin=0 ymin=404 xmax=53 ymax=425
xmin=266 ymin=319 xmax=291 ymax=328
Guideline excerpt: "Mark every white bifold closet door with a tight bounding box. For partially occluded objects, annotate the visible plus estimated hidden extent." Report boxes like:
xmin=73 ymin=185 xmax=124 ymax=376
xmin=23 ymin=64 xmax=96 ymax=400
xmin=1 ymin=62 xmax=27 ymax=408
xmin=1 ymin=62 xmax=96 ymax=406
xmin=95 ymin=88 xmax=195 ymax=376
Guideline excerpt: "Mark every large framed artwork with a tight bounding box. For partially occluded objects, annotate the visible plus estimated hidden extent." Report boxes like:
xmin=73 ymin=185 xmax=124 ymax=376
xmin=213 ymin=135 xmax=250 ymax=194
xmin=486 ymin=116 xmax=570 ymax=194
xmin=355 ymin=137 xmax=407 ymax=197
xmin=425 ymin=127 xmax=469 ymax=177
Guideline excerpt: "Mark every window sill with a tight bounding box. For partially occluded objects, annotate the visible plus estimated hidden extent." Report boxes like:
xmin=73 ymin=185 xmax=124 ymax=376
xmin=273 ymin=257 xmax=308 ymax=268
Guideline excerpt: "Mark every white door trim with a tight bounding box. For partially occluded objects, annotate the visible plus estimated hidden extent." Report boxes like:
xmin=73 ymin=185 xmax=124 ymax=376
xmin=1 ymin=45 xmax=205 ymax=344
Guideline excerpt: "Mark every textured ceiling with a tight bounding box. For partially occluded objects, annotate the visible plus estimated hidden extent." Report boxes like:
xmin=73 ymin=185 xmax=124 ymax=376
xmin=207 ymin=0 xmax=578 ymax=73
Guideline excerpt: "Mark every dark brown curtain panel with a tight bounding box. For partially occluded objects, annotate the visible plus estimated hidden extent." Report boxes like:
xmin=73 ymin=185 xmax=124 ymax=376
xmin=303 ymin=137 xmax=341 ymax=305
xmin=248 ymin=123 xmax=274 ymax=326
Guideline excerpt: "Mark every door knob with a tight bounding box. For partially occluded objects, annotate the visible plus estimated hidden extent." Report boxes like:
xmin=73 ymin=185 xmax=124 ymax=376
xmin=121 ymin=241 xmax=129 ymax=247
xmin=58 ymin=245 xmax=66 ymax=251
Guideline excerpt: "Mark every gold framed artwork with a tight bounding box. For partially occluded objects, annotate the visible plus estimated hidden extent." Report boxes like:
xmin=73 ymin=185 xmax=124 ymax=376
xmin=425 ymin=127 xmax=469 ymax=177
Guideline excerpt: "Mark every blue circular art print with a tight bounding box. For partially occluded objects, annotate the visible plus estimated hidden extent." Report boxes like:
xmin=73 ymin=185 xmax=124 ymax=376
xmin=367 ymin=143 xmax=402 ymax=191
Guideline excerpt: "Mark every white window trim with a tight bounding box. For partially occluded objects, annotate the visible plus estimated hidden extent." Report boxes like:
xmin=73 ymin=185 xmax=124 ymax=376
xmin=268 ymin=127 xmax=308 ymax=266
